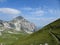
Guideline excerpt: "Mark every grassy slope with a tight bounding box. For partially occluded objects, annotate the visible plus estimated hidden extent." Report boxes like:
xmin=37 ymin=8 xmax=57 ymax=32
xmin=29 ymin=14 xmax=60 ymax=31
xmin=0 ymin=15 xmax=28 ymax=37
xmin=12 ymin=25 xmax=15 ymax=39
xmin=0 ymin=29 xmax=28 ymax=45
xmin=13 ymin=19 xmax=60 ymax=45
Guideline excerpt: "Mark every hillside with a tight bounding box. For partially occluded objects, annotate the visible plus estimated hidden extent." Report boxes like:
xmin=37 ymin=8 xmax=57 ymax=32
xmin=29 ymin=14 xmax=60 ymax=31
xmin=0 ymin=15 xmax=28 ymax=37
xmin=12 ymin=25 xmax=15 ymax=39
xmin=12 ymin=18 xmax=60 ymax=45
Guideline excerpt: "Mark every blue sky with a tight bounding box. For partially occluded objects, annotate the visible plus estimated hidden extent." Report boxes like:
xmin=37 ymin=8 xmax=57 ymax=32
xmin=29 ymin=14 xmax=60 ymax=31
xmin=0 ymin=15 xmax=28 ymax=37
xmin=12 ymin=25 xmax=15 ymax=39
xmin=0 ymin=0 xmax=60 ymax=27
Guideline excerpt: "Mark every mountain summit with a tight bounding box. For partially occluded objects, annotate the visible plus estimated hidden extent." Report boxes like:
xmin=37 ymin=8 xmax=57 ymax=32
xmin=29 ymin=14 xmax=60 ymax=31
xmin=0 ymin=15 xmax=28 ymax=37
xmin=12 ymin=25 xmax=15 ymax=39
xmin=15 ymin=16 xmax=24 ymax=19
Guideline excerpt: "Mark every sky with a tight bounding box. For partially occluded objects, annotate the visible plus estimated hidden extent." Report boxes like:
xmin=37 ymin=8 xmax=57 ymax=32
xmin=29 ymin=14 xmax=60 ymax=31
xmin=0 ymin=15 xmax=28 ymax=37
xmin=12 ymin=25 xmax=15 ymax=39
xmin=0 ymin=0 xmax=60 ymax=27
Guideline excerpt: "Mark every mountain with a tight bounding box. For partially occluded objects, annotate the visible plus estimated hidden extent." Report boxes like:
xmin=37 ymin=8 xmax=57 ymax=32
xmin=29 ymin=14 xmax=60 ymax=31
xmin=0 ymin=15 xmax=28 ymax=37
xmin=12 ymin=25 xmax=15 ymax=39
xmin=12 ymin=18 xmax=60 ymax=45
xmin=0 ymin=16 xmax=36 ymax=34
xmin=10 ymin=16 xmax=36 ymax=34
xmin=0 ymin=16 xmax=36 ymax=45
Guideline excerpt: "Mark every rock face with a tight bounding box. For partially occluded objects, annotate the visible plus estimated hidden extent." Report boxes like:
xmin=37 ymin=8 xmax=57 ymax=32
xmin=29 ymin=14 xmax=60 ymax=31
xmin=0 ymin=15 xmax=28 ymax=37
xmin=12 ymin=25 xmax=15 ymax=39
xmin=0 ymin=16 xmax=36 ymax=34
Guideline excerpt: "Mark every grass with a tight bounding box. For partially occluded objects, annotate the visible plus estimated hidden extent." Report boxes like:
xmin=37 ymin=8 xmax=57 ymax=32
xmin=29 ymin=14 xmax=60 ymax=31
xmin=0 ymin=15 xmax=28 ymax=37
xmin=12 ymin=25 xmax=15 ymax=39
xmin=0 ymin=29 xmax=28 ymax=45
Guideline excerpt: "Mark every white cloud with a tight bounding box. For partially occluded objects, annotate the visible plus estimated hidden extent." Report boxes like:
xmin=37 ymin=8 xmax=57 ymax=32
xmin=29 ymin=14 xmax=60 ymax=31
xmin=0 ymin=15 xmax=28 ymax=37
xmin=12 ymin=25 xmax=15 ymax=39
xmin=21 ymin=7 xmax=47 ymax=16
xmin=21 ymin=7 xmax=60 ymax=17
xmin=29 ymin=7 xmax=60 ymax=16
xmin=0 ymin=8 xmax=21 ymax=15
xmin=48 ymin=9 xmax=54 ymax=14
xmin=31 ymin=10 xmax=45 ymax=16
xmin=48 ymin=9 xmax=60 ymax=16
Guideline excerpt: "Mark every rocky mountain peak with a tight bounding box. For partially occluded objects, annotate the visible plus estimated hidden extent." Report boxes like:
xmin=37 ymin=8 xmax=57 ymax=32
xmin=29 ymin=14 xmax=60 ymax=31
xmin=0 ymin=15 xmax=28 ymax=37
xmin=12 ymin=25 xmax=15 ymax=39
xmin=14 ymin=16 xmax=24 ymax=20
xmin=0 ymin=16 xmax=36 ymax=34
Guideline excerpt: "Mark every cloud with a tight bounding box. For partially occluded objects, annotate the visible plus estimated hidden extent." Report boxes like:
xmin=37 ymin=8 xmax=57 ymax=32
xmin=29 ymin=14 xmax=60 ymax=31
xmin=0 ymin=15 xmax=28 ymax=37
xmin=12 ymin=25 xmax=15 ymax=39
xmin=0 ymin=8 xmax=21 ymax=15
xmin=26 ymin=17 xmax=57 ymax=22
xmin=21 ymin=7 xmax=47 ymax=16
xmin=31 ymin=10 xmax=45 ymax=16
xmin=18 ymin=5 xmax=60 ymax=20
